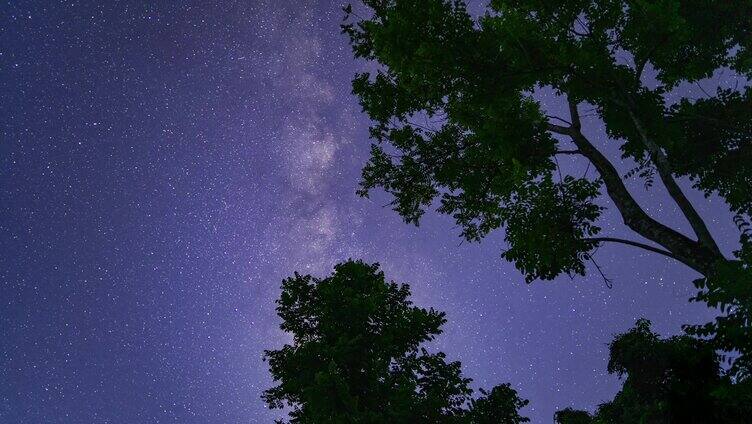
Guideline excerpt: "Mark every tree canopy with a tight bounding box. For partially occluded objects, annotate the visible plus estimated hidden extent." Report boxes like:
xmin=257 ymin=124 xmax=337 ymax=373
xmin=556 ymin=319 xmax=752 ymax=423
xmin=263 ymin=260 xmax=529 ymax=423
xmin=262 ymin=260 xmax=752 ymax=421
xmin=342 ymin=0 xmax=752 ymax=378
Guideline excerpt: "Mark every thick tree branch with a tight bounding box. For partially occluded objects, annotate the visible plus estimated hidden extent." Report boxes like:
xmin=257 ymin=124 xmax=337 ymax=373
xmin=624 ymin=108 xmax=722 ymax=257
xmin=546 ymin=123 xmax=571 ymax=135
xmin=553 ymin=99 xmax=723 ymax=275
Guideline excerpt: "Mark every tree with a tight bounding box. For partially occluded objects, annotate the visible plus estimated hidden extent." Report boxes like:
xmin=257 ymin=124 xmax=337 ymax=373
xmin=556 ymin=319 xmax=752 ymax=423
xmin=684 ymin=232 xmax=752 ymax=379
xmin=554 ymin=408 xmax=594 ymax=424
xmin=341 ymin=0 xmax=752 ymax=373
xmin=466 ymin=384 xmax=530 ymax=424
xmin=263 ymin=260 xmax=529 ymax=423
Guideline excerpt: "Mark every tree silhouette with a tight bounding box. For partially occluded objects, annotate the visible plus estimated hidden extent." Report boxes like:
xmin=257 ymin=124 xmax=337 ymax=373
xmin=466 ymin=384 xmax=530 ymax=424
xmin=555 ymin=319 xmax=752 ymax=423
xmin=263 ymin=260 xmax=529 ymax=423
xmin=341 ymin=0 xmax=752 ymax=376
xmin=554 ymin=408 xmax=593 ymax=424
xmin=684 ymin=233 xmax=752 ymax=379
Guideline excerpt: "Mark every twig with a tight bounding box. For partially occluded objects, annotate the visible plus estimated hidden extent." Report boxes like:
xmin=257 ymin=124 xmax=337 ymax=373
xmin=588 ymin=255 xmax=614 ymax=289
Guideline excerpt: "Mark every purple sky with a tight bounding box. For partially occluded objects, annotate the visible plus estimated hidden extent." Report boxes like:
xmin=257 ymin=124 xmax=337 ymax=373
xmin=0 ymin=1 xmax=742 ymax=423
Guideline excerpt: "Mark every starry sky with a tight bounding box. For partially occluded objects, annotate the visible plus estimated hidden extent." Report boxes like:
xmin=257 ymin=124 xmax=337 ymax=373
xmin=0 ymin=1 xmax=743 ymax=423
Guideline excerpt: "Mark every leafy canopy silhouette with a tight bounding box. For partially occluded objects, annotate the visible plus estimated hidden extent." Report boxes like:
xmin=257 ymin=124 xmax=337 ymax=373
xmin=341 ymin=0 xmax=752 ymax=378
xmin=555 ymin=319 xmax=752 ymax=424
xmin=263 ymin=260 xmax=529 ymax=423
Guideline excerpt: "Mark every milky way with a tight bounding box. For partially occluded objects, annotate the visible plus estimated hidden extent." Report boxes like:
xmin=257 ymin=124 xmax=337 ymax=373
xmin=0 ymin=1 xmax=742 ymax=423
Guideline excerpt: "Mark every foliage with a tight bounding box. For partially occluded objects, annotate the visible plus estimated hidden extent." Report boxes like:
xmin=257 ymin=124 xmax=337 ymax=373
xmin=341 ymin=0 xmax=751 ymax=279
xmin=342 ymin=0 xmax=752 ymax=383
xmin=557 ymin=319 xmax=752 ymax=423
xmin=685 ymin=230 xmax=752 ymax=380
xmin=343 ymin=0 xmax=752 ymax=270
xmin=666 ymin=90 xmax=752 ymax=216
xmin=465 ymin=384 xmax=530 ymax=424
xmin=554 ymin=407 xmax=593 ymax=424
xmin=499 ymin=176 xmax=602 ymax=282
xmin=263 ymin=260 xmax=529 ymax=423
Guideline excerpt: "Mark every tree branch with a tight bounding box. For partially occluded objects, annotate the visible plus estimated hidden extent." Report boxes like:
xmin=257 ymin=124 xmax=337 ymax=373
xmin=560 ymin=99 xmax=721 ymax=274
xmin=587 ymin=237 xmax=678 ymax=261
xmin=546 ymin=115 xmax=572 ymax=126
xmin=624 ymin=107 xmax=722 ymax=257
xmin=546 ymin=123 xmax=572 ymax=135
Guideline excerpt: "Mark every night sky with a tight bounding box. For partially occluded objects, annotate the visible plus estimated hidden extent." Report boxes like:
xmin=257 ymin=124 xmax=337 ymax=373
xmin=0 ymin=1 xmax=743 ymax=423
